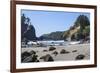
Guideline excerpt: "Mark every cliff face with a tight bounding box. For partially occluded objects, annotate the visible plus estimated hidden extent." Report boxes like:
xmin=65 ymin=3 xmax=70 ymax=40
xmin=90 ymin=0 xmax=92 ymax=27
xmin=21 ymin=14 xmax=36 ymax=42
xmin=63 ymin=15 xmax=90 ymax=41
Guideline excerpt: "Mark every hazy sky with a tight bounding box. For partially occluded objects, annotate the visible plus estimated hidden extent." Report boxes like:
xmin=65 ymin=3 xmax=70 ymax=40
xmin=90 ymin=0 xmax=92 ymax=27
xmin=21 ymin=10 xmax=90 ymax=37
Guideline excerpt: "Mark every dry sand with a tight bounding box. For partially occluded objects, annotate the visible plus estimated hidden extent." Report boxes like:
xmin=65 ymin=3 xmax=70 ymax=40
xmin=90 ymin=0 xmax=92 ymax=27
xmin=21 ymin=43 xmax=90 ymax=62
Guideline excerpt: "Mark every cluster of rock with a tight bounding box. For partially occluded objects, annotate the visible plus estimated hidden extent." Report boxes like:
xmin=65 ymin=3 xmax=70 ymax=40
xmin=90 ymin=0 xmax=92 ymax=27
xmin=21 ymin=46 xmax=86 ymax=63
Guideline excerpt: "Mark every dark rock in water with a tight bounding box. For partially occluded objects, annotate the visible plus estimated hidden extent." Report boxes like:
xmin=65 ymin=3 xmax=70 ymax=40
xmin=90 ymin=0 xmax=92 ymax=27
xmin=75 ymin=54 xmax=85 ymax=60
xmin=40 ymin=54 xmax=54 ymax=62
xmin=60 ymin=49 xmax=70 ymax=54
xmin=49 ymin=46 xmax=56 ymax=51
xmin=52 ymin=51 xmax=58 ymax=56
xmin=72 ymin=50 xmax=77 ymax=53
xmin=29 ymin=50 xmax=36 ymax=55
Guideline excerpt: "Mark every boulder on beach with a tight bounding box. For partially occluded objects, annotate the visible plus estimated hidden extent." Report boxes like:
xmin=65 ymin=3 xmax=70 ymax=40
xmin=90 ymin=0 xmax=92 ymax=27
xmin=44 ymin=54 xmax=54 ymax=61
xmin=52 ymin=51 xmax=58 ymax=56
xmin=40 ymin=54 xmax=54 ymax=62
xmin=75 ymin=54 xmax=85 ymax=60
xmin=49 ymin=46 xmax=56 ymax=51
xmin=60 ymin=49 xmax=70 ymax=54
xmin=21 ymin=50 xmax=39 ymax=62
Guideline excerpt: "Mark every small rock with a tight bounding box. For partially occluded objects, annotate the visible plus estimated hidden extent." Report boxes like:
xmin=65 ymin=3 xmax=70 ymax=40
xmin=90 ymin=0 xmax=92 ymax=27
xmin=52 ymin=51 xmax=58 ymax=56
xmin=43 ymin=50 xmax=48 ymax=52
xmin=49 ymin=46 xmax=56 ymax=51
xmin=60 ymin=49 xmax=70 ymax=54
xmin=36 ymin=60 xmax=40 ymax=62
xmin=72 ymin=50 xmax=77 ymax=53
xmin=75 ymin=54 xmax=85 ymax=60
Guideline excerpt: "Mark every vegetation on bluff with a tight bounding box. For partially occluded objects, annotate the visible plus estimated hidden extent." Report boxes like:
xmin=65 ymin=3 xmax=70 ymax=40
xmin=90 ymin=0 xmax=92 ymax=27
xmin=63 ymin=15 xmax=90 ymax=41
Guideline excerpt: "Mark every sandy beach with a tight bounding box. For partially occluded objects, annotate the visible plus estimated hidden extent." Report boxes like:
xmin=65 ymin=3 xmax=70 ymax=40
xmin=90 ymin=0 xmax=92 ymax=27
xmin=21 ymin=43 xmax=90 ymax=62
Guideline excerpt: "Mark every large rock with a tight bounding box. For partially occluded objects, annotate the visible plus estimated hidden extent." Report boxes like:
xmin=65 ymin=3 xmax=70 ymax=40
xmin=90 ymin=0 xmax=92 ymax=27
xmin=21 ymin=50 xmax=39 ymax=63
xmin=22 ymin=54 xmax=39 ymax=63
xmin=21 ymin=51 xmax=31 ymax=62
xmin=72 ymin=50 xmax=77 ymax=53
xmin=43 ymin=50 xmax=48 ymax=52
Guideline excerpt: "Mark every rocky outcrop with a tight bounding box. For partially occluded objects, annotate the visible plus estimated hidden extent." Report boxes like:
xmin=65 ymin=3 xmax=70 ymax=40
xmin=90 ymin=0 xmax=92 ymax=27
xmin=21 ymin=14 xmax=36 ymax=43
xmin=21 ymin=50 xmax=39 ymax=63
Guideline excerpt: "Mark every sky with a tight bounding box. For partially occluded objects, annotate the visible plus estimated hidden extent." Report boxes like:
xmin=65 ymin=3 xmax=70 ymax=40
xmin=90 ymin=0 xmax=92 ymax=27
xmin=21 ymin=10 xmax=90 ymax=37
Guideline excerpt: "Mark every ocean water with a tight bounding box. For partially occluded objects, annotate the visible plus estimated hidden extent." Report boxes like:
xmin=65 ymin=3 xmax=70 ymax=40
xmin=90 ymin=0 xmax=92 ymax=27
xmin=37 ymin=40 xmax=68 ymax=46
xmin=26 ymin=40 xmax=81 ymax=48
